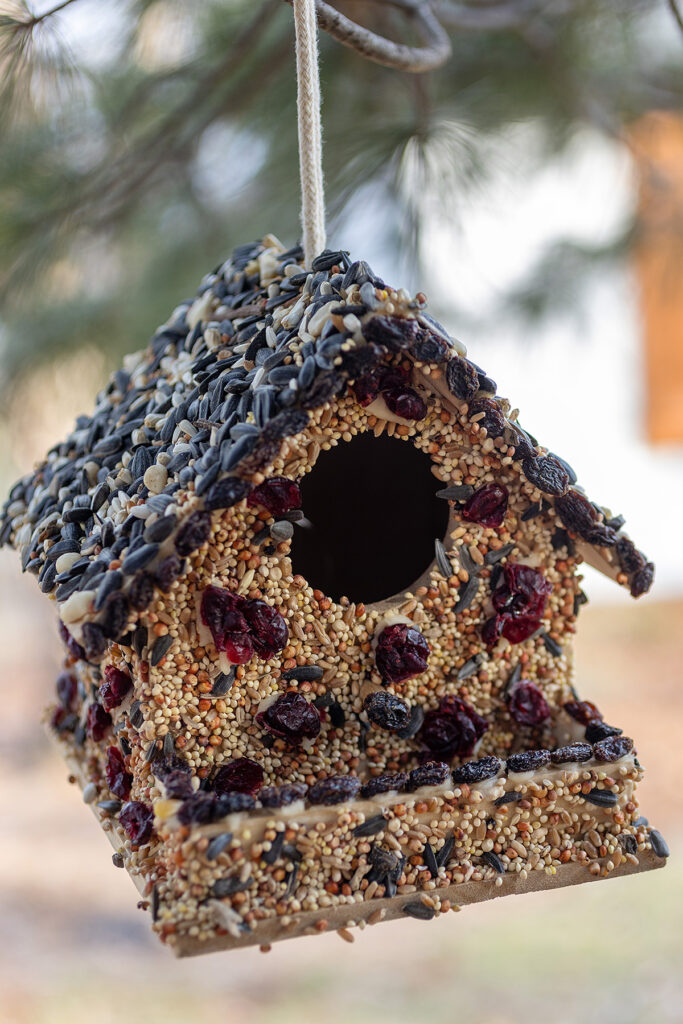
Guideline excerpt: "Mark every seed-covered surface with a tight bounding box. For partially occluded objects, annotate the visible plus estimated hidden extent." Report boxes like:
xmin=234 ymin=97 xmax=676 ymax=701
xmin=3 ymin=236 xmax=660 ymax=953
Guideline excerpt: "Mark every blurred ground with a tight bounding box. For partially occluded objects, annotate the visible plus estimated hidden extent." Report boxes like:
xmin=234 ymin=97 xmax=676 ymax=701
xmin=0 ymin=554 xmax=681 ymax=1024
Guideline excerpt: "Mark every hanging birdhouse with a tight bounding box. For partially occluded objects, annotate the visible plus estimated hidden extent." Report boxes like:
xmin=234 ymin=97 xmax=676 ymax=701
xmin=0 ymin=236 xmax=668 ymax=956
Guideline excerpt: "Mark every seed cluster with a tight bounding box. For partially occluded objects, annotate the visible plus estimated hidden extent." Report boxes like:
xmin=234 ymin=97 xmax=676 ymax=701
xmin=7 ymin=235 xmax=662 ymax=953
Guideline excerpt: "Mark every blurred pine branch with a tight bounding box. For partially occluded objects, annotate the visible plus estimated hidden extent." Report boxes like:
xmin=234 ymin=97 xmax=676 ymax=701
xmin=0 ymin=0 xmax=681 ymax=387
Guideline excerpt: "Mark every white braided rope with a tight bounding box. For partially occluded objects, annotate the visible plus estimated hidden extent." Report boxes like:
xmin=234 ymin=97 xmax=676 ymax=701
xmin=293 ymin=0 xmax=326 ymax=268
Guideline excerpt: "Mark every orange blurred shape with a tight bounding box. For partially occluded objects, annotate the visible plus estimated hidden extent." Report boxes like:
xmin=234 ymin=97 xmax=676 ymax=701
xmin=632 ymin=111 xmax=683 ymax=444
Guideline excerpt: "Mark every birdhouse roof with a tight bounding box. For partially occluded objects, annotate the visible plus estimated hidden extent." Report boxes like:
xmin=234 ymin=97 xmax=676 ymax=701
xmin=0 ymin=235 xmax=653 ymax=654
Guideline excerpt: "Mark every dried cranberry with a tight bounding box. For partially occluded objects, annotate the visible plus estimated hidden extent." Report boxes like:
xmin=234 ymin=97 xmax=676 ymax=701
xmin=468 ymin=397 xmax=505 ymax=438
xmin=100 ymin=665 xmax=132 ymax=711
xmin=521 ymin=455 xmax=569 ymax=496
xmin=506 ymin=749 xmax=550 ymax=773
xmin=452 ymin=755 xmax=502 ymax=783
xmin=308 ymin=774 xmax=361 ymax=805
xmin=420 ymin=696 xmax=488 ymax=761
xmin=56 ymin=671 xmax=77 ymax=708
xmin=493 ymin=564 xmax=551 ymax=619
xmin=563 ymin=699 xmax=602 ymax=725
xmin=585 ymin=721 xmax=622 ymax=743
xmin=360 ymin=771 xmax=409 ymax=798
xmin=243 ymin=599 xmax=288 ymax=658
xmin=59 ymin=621 xmax=85 ymax=661
xmin=353 ymin=368 xmax=383 ymax=406
xmin=247 ymin=476 xmax=302 ymax=517
xmin=550 ymin=742 xmax=593 ymax=764
xmin=508 ymin=681 xmax=550 ymax=727
xmin=86 ymin=702 xmax=112 ymax=741
xmin=224 ymin=633 xmax=254 ymax=664
xmin=119 ymin=801 xmax=154 ymax=844
xmin=446 ymin=356 xmax=479 ymax=401
xmin=105 ymin=745 xmax=132 ymax=800
xmin=375 ymin=623 xmax=429 ymax=683
xmin=593 ymin=735 xmax=634 ymax=762
xmin=462 ymin=484 xmax=509 ymax=528
xmin=485 ymin=563 xmax=552 ymax=646
xmin=200 ymin=585 xmax=250 ymax=658
xmin=382 ymin=385 xmax=427 ymax=421
xmin=256 ymin=691 xmax=321 ymax=744
xmin=408 ymin=761 xmax=450 ymax=790
xmin=259 ymin=782 xmax=308 ymax=807
xmin=364 ymin=691 xmax=411 ymax=731
xmin=213 ymin=757 xmax=264 ymax=797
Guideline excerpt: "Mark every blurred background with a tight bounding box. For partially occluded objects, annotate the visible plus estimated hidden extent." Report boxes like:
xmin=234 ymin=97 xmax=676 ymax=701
xmin=0 ymin=1 xmax=681 ymax=1022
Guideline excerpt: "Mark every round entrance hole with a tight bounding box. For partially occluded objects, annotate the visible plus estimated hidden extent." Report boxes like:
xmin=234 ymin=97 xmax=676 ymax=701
xmin=291 ymin=431 xmax=449 ymax=605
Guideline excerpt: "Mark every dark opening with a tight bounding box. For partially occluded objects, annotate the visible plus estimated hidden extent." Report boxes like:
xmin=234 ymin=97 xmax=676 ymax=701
xmin=291 ymin=431 xmax=449 ymax=605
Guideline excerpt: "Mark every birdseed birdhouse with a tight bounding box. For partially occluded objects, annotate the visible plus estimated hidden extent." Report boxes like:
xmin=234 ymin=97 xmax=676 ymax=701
xmin=1 ymin=235 xmax=668 ymax=956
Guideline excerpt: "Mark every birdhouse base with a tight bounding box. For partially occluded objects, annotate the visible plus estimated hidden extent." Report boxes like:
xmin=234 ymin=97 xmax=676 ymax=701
xmin=54 ymin=730 xmax=667 ymax=957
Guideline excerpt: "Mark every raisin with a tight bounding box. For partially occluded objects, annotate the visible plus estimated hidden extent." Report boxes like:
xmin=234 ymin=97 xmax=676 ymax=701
xmin=81 ymin=622 xmax=107 ymax=660
xmin=360 ymin=771 xmax=409 ymax=798
xmin=506 ymin=749 xmax=550 ymax=772
xmin=563 ymin=699 xmax=602 ymax=725
xmin=407 ymin=761 xmax=450 ymax=790
xmin=630 ymin=562 xmax=654 ymax=598
xmin=462 ymin=484 xmax=508 ymax=528
xmin=308 ymin=774 xmax=361 ymax=805
xmin=585 ymin=721 xmax=623 ymax=743
xmin=55 ymin=671 xmax=77 ymax=708
xmin=364 ymin=691 xmax=411 ymax=732
xmin=256 ymin=691 xmax=321 ymax=744
xmin=155 ymin=553 xmax=184 ymax=591
xmin=446 ymin=356 xmax=479 ymax=400
xmin=592 ymin=735 xmax=634 ymax=762
xmin=412 ymin=330 xmax=449 ymax=363
xmin=299 ymin=370 xmax=344 ymax=410
xmin=262 ymin=408 xmax=309 ymax=441
xmin=259 ymin=782 xmax=308 ymax=808
xmin=521 ymin=455 xmax=569 ymax=496
xmin=247 ymin=477 xmax=302 ymax=517
xmin=468 ymin=397 xmax=506 ymax=438
xmin=362 ymin=314 xmax=420 ymax=351
xmin=452 ymin=755 xmax=502 ymax=784
xmin=213 ymin=757 xmax=264 ymax=796
xmin=375 ymin=623 xmax=429 ymax=683
xmin=555 ymin=489 xmax=616 ymax=546
xmin=550 ymin=742 xmax=593 ymax=764
xmin=128 ymin=571 xmax=154 ymax=610
xmin=508 ymin=681 xmax=550 ymax=726
xmin=119 ymin=801 xmax=154 ymax=844
xmin=615 ymin=536 xmax=645 ymax=575
xmin=162 ymin=769 xmax=195 ymax=799
xmin=175 ymin=510 xmax=212 ymax=556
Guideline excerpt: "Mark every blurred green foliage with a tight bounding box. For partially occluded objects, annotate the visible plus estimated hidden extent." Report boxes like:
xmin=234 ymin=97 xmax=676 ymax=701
xmin=0 ymin=0 xmax=681 ymax=387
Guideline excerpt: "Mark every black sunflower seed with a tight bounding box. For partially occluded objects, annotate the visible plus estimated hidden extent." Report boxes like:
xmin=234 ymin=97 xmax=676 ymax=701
xmin=482 ymin=851 xmax=505 ymax=874
xmin=581 ymin=788 xmax=619 ymax=808
xmin=353 ymin=814 xmax=387 ymax=838
xmin=150 ymin=634 xmax=173 ymax=666
xmin=423 ymin=843 xmax=439 ymax=877
xmin=649 ymin=830 xmax=669 ymax=858
xmin=402 ymin=900 xmax=435 ymax=921
xmin=206 ymin=832 xmax=234 ymax=860
xmin=436 ymin=833 xmax=455 ymax=868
